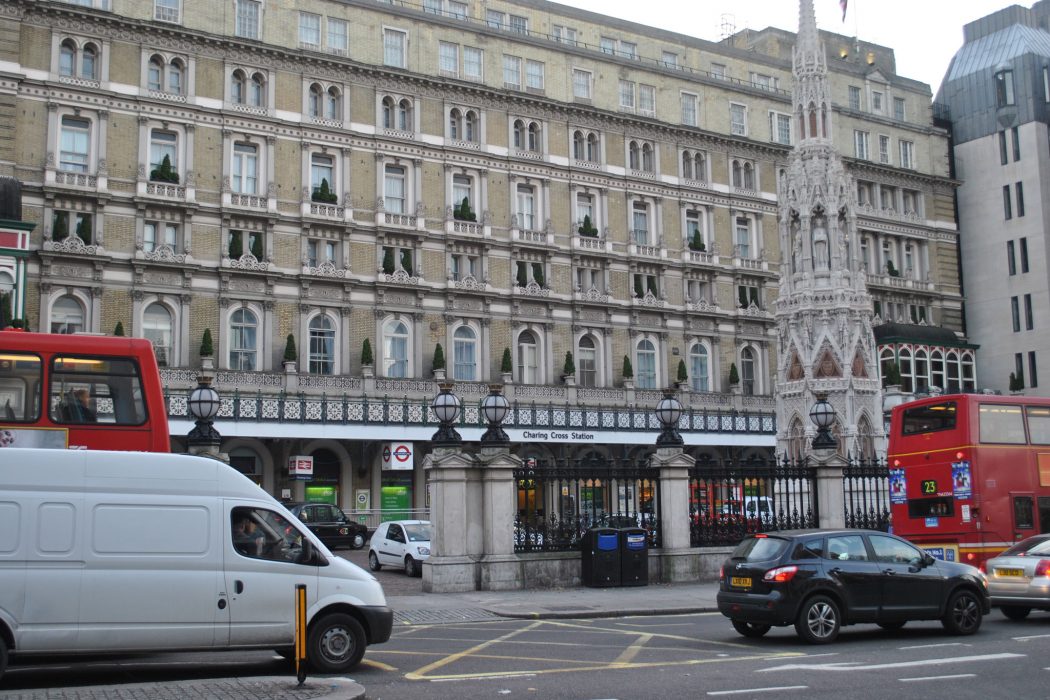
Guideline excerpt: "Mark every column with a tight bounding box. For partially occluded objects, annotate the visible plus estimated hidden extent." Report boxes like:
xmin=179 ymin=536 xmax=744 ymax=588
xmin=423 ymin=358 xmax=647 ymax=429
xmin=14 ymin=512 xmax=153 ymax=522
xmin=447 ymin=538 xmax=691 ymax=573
xmin=421 ymin=447 xmax=481 ymax=593
xmin=477 ymin=446 xmax=524 ymax=590
xmin=650 ymin=447 xmax=698 ymax=582
xmin=810 ymin=448 xmax=848 ymax=529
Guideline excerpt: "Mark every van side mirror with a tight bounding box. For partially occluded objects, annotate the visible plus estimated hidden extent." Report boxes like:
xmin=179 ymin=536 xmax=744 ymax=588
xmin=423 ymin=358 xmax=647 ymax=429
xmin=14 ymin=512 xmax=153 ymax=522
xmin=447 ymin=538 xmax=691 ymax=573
xmin=298 ymin=538 xmax=326 ymax=566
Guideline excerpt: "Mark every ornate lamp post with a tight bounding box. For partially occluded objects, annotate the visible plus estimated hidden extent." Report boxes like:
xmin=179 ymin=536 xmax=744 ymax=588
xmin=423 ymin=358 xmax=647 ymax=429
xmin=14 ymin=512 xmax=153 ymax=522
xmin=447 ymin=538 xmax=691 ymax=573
xmin=187 ymin=378 xmax=221 ymax=452
xmin=430 ymin=382 xmax=462 ymax=446
xmin=809 ymin=392 xmax=837 ymax=451
xmin=480 ymin=384 xmax=510 ymax=446
xmin=654 ymin=388 xmax=684 ymax=446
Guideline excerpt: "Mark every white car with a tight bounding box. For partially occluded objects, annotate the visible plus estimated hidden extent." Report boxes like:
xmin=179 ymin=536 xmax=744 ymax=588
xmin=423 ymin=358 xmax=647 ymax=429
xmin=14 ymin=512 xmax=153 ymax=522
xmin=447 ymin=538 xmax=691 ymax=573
xmin=368 ymin=520 xmax=432 ymax=577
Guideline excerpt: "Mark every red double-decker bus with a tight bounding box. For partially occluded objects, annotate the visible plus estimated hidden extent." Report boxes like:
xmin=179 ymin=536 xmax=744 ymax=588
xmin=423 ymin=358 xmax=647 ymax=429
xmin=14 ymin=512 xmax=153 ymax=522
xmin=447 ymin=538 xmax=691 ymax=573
xmin=0 ymin=330 xmax=170 ymax=452
xmin=888 ymin=393 xmax=1050 ymax=567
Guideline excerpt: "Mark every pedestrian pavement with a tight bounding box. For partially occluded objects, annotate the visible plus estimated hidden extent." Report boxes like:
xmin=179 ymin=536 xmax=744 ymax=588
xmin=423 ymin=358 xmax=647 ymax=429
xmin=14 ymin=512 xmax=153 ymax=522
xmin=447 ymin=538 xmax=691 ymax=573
xmin=0 ymin=582 xmax=722 ymax=700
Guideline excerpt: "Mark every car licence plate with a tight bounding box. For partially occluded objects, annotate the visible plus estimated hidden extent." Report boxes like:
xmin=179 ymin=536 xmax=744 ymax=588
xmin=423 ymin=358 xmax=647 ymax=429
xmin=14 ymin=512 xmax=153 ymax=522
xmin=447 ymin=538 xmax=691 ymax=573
xmin=730 ymin=576 xmax=751 ymax=588
xmin=995 ymin=567 xmax=1024 ymax=577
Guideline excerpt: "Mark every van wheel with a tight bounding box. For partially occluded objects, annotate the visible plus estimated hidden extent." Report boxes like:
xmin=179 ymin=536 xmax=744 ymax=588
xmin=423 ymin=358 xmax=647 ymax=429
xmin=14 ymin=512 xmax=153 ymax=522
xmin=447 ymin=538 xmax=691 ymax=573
xmin=368 ymin=551 xmax=381 ymax=571
xmin=351 ymin=532 xmax=366 ymax=550
xmin=308 ymin=613 xmax=366 ymax=673
xmin=1001 ymin=606 xmax=1031 ymax=621
xmin=0 ymin=635 xmax=7 ymax=682
xmin=942 ymin=589 xmax=983 ymax=635
xmin=795 ymin=595 xmax=840 ymax=644
xmin=731 ymin=620 xmax=771 ymax=638
xmin=404 ymin=555 xmax=419 ymax=577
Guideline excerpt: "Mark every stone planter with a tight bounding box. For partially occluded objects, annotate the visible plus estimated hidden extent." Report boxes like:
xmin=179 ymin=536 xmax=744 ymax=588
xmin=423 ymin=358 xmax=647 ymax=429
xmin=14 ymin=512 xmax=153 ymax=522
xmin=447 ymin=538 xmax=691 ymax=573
xmin=200 ymin=356 xmax=214 ymax=371
xmin=433 ymin=368 xmax=446 ymax=381
xmin=362 ymin=364 xmax=374 ymax=378
xmin=501 ymin=371 xmax=513 ymax=384
xmin=623 ymin=378 xmax=634 ymax=390
xmin=563 ymin=374 xmax=575 ymax=387
xmin=283 ymin=360 xmax=297 ymax=374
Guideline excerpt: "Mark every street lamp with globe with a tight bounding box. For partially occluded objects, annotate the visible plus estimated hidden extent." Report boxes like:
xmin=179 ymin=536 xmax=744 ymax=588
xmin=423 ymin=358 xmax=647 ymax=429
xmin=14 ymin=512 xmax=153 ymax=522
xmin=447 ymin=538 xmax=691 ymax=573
xmin=809 ymin=392 xmax=837 ymax=451
xmin=654 ymin=388 xmax=684 ymax=446
xmin=187 ymin=379 xmax=221 ymax=450
xmin=431 ymin=382 xmax=462 ymax=446
xmin=480 ymin=384 xmax=510 ymax=446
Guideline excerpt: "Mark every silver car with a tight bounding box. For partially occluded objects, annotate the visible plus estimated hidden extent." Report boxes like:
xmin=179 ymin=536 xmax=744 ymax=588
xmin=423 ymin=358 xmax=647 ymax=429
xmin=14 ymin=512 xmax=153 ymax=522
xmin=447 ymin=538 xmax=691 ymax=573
xmin=985 ymin=534 xmax=1050 ymax=620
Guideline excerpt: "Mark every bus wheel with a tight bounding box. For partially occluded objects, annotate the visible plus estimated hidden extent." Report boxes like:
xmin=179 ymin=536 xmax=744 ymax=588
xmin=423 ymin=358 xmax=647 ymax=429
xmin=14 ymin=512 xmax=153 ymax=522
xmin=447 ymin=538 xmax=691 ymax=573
xmin=308 ymin=613 xmax=366 ymax=673
xmin=942 ymin=589 xmax=983 ymax=635
xmin=1001 ymin=606 xmax=1031 ymax=621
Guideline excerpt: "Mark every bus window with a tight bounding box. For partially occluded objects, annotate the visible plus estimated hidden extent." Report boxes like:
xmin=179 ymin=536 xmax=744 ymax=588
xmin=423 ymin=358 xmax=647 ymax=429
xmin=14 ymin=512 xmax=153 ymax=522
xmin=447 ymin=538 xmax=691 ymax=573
xmin=901 ymin=401 xmax=956 ymax=435
xmin=979 ymin=404 xmax=1026 ymax=444
xmin=1014 ymin=496 xmax=1034 ymax=530
xmin=49 ymin=356 xmax=147 ymax=426
xmin=907 ymin=497 xmax=954 ymax=519
xmin=0 ymin=353 xmax=42 ymax=421
xmin=1027 ymin=407 xmax=1050 ymax=445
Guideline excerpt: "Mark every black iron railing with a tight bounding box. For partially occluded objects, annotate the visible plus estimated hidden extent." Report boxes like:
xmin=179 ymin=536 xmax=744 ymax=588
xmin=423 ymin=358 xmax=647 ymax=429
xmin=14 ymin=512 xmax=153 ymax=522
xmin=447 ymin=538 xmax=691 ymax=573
xmin=843 ymin=457 xmax=891 ymax=531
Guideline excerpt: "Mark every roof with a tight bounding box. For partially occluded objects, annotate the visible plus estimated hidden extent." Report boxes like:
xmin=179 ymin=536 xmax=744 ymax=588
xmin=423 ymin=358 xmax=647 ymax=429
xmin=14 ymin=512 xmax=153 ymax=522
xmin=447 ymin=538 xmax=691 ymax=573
xmin=874 ymin=323 xmax=976 ymax=348
xmin=946 ymin=24 xmax=1050 ymax=82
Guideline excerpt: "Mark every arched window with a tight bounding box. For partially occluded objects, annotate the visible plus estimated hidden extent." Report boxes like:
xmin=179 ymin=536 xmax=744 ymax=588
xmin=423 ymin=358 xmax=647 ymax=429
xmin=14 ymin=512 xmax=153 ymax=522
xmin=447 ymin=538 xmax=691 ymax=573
xmin=914 ymin=348 xmax=929 ymax=393
xmin=51 ymin=296 xmax=85 ymax=335
xmin=731 ymin=160 xmax=742 ymax=188
xmin=325 ymin=87 xmax=340 ymax=119
xmin=397 ymin=99 xmax=411 ymax=131
xmin=308 ymin=315 xmax=335 ymax=375
xmin=464 ymin=110 xmax=477 ymax=142
xmin=682 ymin=151 xmax=692 ymax=179
xmin=578 ymin=335 xmax=597 ymax=387
xmin=148 ymin=56 xmax=164 ymax=91
xmin=946 ymin=350 xmax=960 ymax=393
xmin=693 ymin=153 xmax=705 ymax=179
xmin=513 ymin=119 xmax=526 ymax=149
xmin=741 ymin=347 xmax=756 ymax=395
xmin=641 ymin=143 xmax=653 ymax=172
xmin=527 ymin=121 xmax=540 ymax=151
xmin=743 ymin=162 xmax=754 ymax=190
xmin=168 ymin=59 xmax=184 ymax=94
xmin=453 ymin=326 xmax=477 ymax=381
xmin=383 ymin=320 xmax=409 ymax=378
xmin=637 ymin=338 xmax=657 ymax=389
xmin=517 ymin=330 xmax=538 ymax=384
xmin=248 ymin=73 xmax=265 ymax=106
xmin=382 ymin=97 xmax=395 ymax=129
xmin=689 ymin=344 xmax=709 ymax=392
xmin=81 ymin=43 xmax=98 ymax=79
xmin=629 ymin=141 xmax=640 ymax=170
xmin=573 ymin=131 xmax=585 ymax=160
xmin=229 ymin=308 xmax=259 ymax=371
xmin=931 ymin=349 xmax=945 ymax=392
xmin=856 ymin=415 xmax=876 ymax=459
xmin=60 ymin=40 xmax=76 ymax=77
xmin=898 ymin=347 xmax=913 ymax=393
xmin=308 ymin=84 xmax=323 ymax=117
xmin=449 ymin=108 xmax=462 ymax=140
xmin=880 ymin=347 xmax=896 ymax=384
xmin=231 ymin=70 xmax=246 ymax=103
xmin=143 ymin=303 xmax=173 ymax=367
xmin=586 ymin=132 xmax=599 ymax=161
xmin=961 ymin=351 xmax=976 ymax=391
xmin=787 ymin=416 xmax=806 ymax=462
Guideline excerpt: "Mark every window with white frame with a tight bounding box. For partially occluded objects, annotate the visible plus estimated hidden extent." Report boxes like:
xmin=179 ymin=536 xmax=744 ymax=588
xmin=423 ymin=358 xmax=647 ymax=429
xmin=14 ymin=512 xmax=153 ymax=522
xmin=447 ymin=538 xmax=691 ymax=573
xmin=578 ymin=335 xmax=598 ymax=387
xmin=439 ymin=42 xmax=458 ymax=76
xmin=230 ymin=69 xmax=266 ymax=107
xmin=51 ymin=210 xmax=93 ymax=244
xmin=893 ymin=96 xmax=905 ymax=121
xmin=384 ymin=165 xmax=406 ymax=214
xmin=572 ymin=130 xmax=599 ymax=163
xmin=638 ymin=84 xmax=655 ymax=117
xmin=383 ymin=28 xmax=407 ymax=68
xmin=899 ymin=140 xmax=914 ymax=169
xmin=299 ymin=12 xmax=321 ymax=48
xmin=310 ymin=153 xmax=335 ymax=200
xmin=453 ymin=326 xmax=477 ymax=381
xmin=229 ymin=308 xmax=259 ymax=370
xmin=575 ymin=262 xmax=604 ymax=293
xmin=599 ymin=37 xmax=616 ymax=54
xmin=306 ymin=239 xmax=336 ymax=267
xmin=512 ymin=119 xmax=542 ymax=153
xmin=848 ymin=85 xmax=861 ymax=110
xmin=231 ymin=142 xmax=258 ymax=194
xmin=59 ymin=116 xmax=91 ymax=172
xmin=618 ymin=41 xmax=637 ymax=59
xmin=423 ymin=0 xmax=442 ymax=14
xmin=227 ymin=229 xmax=264 ymax=260
xmin=636 ymin=339 xmax=657 ymax=389
xmin=525 ymin=60 xmax=544 ymax=91
xmin=508 ymin=14 xmax=528 ymax=34
xmin=631 ymin=201 xmax=650 ymax=245
xmin=147 ymin=54 xmax=185 ymax=94
xmin=452 ymin=173 xmax=473 ymax=213
xmin=235 ymin=0 xmax=261 ymax=40
xmin=740 ymin=347 xmax=757 ymax=395
xmin=662 ymin=51 xmax=678 ymax=68
xmin=327 ymin=18 xmax=347 ymax=54
xmin=383 ymin=319 xmax=410 ymax=378
xmin=517 ymin=330 xmax=539 ymax=384
xmin=463 ymin=46 xmax=482 ymax=80
xmin=381 ymin=96 xmax=413 ymax=131
xmin=854 ymin=130 xmax=870 ymax=160
xmin=770 ymin=111 xmax=791 ymax=145
xmin=503 ymin=55 xmax=522 ymax=89
xmin=143 ymin=303 xmax=174 ymax=367
xmin=619 ymin=80 xmax=635 ymax=111
xmin=681 ymin=150 xmax=705 ymax=181
xmin=143 ymin=221 xmax=178 ymax=253
xmin=689 ymin=343 xmax=709 ymax=392
xmin=681 ymin=92 xmax=698 ymax=126
xmin=730 ymin=159 xmax=755 ymax=190
xmin=59 ymin=38 xmax=99 ymax=80
xmin=51 ymin=295 xmax=85 ymax=335
xmin=730 ymin=103 xmax=747 ymax=136
xmin=450 ymin=252 xmax=478 ymax=281
xmin=154 ymin=0 xmax=181 ymax=23
xmin=572 ymin=69 xmax=592 ymax=99
xmin=576 ymin=192 xmax=595 ymax=230
xmin=448 ymin=1 xmax=468 ymax=19
xmin=553 ymin=25 xmax=577 ymax=44
xmin=871 ymin=90 xmax=883 ymax=114
xmin=685 ymin=210 xmax=704 ymax=249
xmin=710 ymin=63 xmax=727 ymax=80
xmin=308 ymin=315 xmax=335 ymax=375
xmin=750 ymin=72 xmax=775 ymax=90
xmin=516 ymin=184 xmax=536 ymax=230
xmin=878 ymin=134 xmax=890 ymax=164
xmin=448 ymin=107 xmax=479 ymax=143
xmin=486 ymin=9 xmax=504 ymax=28
xmin=734 ymin=216 xmax=752 ymax=258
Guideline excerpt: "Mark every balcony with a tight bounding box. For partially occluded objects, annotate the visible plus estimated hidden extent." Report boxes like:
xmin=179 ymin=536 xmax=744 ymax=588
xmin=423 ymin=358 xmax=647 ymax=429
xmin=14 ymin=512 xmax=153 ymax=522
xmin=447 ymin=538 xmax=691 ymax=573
xmin=572 ymin=234 xmax=613 ymax=254
xmin=682 ymin=249 xmax=718 ymax=267
xmin=45 ymin=159 xmax=106 ymax=194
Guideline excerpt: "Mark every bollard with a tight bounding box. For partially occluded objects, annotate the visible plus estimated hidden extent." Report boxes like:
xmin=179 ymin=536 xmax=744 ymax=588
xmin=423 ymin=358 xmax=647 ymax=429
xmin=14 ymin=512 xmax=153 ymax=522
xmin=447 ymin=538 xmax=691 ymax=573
xmin=295 ymin=583 xmax=307 ymax=685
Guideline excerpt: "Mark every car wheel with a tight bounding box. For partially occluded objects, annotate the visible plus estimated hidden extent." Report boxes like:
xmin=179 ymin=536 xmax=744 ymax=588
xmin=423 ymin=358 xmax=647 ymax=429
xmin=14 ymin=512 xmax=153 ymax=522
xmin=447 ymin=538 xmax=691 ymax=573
xmin=404 ymin=555 xmax=419 ymax=577
xmin=942 ymin=589 xmax=983 ymax=635
xmin=368 ymin=550 xmax=382 ymax=571
xmin=731 ymin=620 xmax=771 ymax=638
xmin=351 ymin=532 xmax=366 ymax=550
xmin=1001 ymin=605 xmax=1031 ymax=621
xmin=307 ymin=613 xmax=366 ymax=673
xmin=795 ymin=595 xmax=841 ymax=644
xmin=877 ymin=621 xmax=907 ymax=630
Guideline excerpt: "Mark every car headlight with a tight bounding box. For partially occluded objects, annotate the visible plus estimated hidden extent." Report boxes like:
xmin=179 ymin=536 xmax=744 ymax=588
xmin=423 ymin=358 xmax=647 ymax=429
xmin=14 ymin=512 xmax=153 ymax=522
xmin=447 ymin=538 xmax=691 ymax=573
xmin=417 ymin=546 xmax=431 ymax=556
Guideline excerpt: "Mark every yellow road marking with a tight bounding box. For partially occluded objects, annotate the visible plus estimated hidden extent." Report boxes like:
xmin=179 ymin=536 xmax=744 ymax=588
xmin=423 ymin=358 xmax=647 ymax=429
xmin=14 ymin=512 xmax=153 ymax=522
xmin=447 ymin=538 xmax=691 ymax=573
xmin=359 ymin=658 xmax=399 ymax=672
xmin=539 ymin=618 xmax=755 ymax=649
xmin=404 ymin=620 xmax=544 ymax=680
xmin=611 ymin=633 xmax=652 ymax=666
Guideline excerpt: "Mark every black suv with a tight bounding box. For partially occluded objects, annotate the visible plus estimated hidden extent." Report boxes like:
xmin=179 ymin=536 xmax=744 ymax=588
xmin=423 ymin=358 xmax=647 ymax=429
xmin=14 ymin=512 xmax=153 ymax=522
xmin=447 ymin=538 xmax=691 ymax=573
xmin=717 ymin=529 xmax=990 ymax=643
xmin=285 ymin=503 xmax=368 ymax=550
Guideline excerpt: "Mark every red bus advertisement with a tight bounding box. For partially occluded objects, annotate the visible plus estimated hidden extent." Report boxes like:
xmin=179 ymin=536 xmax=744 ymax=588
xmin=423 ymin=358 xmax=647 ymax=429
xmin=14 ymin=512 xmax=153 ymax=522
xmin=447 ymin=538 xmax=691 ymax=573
xmin=888 ymin=393 xmax=1050 ymax=567
xmin=0 ymin=330 xmax=170 ymax=452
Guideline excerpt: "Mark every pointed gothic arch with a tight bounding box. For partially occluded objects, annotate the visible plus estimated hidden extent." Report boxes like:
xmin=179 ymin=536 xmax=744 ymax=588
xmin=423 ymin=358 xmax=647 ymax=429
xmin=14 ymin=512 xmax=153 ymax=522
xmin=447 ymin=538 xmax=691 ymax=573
xmin=813 ymin=343 xmax=842 ymax=378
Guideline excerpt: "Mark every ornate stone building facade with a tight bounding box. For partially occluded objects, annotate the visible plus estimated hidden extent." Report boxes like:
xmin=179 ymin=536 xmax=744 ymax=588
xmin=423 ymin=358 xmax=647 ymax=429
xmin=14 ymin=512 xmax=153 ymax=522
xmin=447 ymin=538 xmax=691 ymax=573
xmin=0 ymin=0 xmax=960 ymax=510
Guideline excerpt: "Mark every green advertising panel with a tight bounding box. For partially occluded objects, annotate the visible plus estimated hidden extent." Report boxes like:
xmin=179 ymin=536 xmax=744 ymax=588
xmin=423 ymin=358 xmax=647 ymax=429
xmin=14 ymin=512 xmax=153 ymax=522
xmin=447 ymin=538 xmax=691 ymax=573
xmin=305 ymin=485 xmax=337 ymax=504
xmin=381 ymin=484 xmax=411 ymax=522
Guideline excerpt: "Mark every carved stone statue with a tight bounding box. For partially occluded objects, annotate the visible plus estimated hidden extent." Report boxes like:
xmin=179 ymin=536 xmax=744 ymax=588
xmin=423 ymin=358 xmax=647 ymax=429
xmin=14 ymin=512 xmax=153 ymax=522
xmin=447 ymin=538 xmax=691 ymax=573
xmin=812 ymin=215 xmax=829 ymax=270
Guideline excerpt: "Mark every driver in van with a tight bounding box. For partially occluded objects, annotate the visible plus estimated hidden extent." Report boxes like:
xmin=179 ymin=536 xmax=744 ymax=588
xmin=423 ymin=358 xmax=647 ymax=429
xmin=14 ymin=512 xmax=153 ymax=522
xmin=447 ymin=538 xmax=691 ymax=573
xmin=233 ymin=513 xmax=265 ymax=556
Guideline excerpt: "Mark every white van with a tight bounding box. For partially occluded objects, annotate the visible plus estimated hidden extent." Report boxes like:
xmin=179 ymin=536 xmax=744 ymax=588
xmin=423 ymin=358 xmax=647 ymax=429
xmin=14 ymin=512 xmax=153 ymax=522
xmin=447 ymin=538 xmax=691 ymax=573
xmin=0 ymin=449 xmax=392 ymax=681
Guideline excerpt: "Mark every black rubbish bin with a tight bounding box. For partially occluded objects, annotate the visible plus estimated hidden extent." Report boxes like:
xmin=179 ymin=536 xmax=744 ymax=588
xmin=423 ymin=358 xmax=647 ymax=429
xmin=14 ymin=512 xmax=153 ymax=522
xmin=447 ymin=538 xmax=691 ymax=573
xmin=619 ymin=526 xmax=649 ymax=587
xmin=580 ymin=527 xmax=621 ymax=587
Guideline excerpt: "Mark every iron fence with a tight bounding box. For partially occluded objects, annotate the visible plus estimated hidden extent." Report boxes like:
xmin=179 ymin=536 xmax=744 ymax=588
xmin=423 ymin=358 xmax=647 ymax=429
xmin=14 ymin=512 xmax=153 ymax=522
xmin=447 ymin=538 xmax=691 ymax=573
xmin=513 ymin=457 xmax=660 ymax=553
xmin=843 ymin=457 xmax=891 ymax=531
xmin=688 ymin=455 xmax=816 ymax=547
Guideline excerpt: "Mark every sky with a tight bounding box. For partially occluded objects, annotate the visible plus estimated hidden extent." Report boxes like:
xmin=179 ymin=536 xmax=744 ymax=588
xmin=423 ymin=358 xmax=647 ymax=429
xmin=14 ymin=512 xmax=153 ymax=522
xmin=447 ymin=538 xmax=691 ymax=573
xmin=553 ymin=0 xmax=1016 ymax=92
